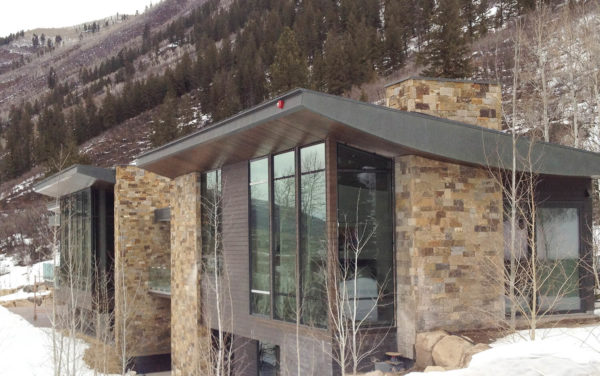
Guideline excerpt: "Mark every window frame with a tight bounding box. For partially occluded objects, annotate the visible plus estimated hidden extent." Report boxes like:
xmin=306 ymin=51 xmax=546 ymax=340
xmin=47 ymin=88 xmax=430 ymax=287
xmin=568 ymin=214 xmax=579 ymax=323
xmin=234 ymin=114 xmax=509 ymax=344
xmin=248 ymin=141 xmax=327 ymax=324
xmin=335 ymin=142 xmax=397 ymax=328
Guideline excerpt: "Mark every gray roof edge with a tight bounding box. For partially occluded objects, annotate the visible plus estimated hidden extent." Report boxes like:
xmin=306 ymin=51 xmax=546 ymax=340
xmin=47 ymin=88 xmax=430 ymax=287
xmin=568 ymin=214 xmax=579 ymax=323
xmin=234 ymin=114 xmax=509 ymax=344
xmin=298 ymin=90 xmax=600 ymax=177
xmin=33 ymin=164 xmax=116 ymax=195
xmin=134 ymin=89 xmax=307 ymax=167
xmin=132 ymin=86 xmax=600 ymax=179
xmin=134 ymin=89 xmax=306 ymax=165
xmin=384 ymin=76 xmax=500 ymax=88
xmin=298 ymin=88 xmax=600 ymax=160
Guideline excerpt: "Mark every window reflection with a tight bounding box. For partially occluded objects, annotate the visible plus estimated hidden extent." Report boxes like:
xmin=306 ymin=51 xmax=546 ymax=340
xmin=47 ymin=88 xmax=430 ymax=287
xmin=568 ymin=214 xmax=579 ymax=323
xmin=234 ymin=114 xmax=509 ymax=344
xmin=273 ymin=151 xmax=296 ymax=321
xmin=337 ymin=144 xmax=394 ymax=325
xmin=250 ymin=158 xmax=271 ymax=316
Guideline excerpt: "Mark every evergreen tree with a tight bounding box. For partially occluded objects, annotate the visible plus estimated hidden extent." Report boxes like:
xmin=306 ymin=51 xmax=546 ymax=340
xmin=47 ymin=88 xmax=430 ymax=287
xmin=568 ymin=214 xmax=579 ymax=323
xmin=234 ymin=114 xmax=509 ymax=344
xmin=421 ymin=0 xmax=472 ymax=78
xmin=269 ymin=27 xmax=308 ymax=96
xmin=210 ymin=70 xmax=241 ymax=122
xmin=323 ymin=32 xmax=352 ymax=95
xmin=4 ymin=107 xmax=32 ymax=178
xmin=151 ymin=90 xmax=180 ymax=147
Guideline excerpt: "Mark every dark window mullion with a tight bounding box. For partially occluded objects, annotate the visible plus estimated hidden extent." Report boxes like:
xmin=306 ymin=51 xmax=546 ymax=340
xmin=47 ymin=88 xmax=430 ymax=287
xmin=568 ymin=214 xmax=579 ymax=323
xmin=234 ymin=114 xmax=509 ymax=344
xmin=295 ymin=146 xmax=302 ymax=324
xmin=269 ymin=155 xmax=274 ymax=320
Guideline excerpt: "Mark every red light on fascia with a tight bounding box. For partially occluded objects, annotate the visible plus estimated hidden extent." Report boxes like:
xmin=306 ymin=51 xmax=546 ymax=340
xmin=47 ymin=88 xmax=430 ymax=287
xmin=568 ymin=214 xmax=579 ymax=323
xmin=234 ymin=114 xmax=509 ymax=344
xmin=277 ymin=100 xmax=284 ymax=109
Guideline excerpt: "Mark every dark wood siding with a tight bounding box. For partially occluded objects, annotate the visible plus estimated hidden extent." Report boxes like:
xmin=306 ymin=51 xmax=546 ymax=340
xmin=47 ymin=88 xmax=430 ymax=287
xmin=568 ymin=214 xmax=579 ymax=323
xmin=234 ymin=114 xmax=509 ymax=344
xmin=203 ymin=160 xmax=334 ymax=376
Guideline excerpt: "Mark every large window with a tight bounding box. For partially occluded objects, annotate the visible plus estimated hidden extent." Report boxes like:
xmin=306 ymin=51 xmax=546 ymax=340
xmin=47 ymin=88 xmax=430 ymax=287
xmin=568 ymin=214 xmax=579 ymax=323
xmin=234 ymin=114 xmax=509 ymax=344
xmin=59 ymin=187 xmax=114 ymax=293
xmin=249 ymin=143 xmax=327 ymax=326
xmin=337 ymin=144 xmax=394 ymax=325
xmin=250 ymin=158 xmax=271 ymax=316
xmin=273 ymin=151 xmax=296 ymax=321
xmin=299 ymin=144 xmax=327 ymax=326
xmin=60 ymin=189 xmax=92 ymax=288
xmin=503 ymin=204 xmax=583 ymax=314
xmin=536 ymin=206 xmax=581 ymax=312
xmin=201 ymin=169 xmax=222 ymax=274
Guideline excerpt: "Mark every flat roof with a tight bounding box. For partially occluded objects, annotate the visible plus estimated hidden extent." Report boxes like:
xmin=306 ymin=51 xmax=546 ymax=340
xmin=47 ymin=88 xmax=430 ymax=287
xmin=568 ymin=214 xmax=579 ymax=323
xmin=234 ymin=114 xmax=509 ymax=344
xmin=33 ymin=165 xmax=115 ymax=198
xmin=384 ymin=76 xmax=499 ymax=88
xmin=134 ymin=88 xmax=600 ymax=179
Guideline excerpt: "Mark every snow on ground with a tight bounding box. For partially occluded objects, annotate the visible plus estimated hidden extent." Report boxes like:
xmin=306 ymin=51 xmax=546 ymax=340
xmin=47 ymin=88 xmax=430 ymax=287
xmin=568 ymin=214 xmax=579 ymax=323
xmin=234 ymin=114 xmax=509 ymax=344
xmin=0 ymin=255 xmax=50 ymax=290
xmin=408 ymin=325 xmax=600 ymax=376
xmin=0 ymin=306 xmax=117 ymax=376
xmin=0 ymin=288 xmax=50 ymax=302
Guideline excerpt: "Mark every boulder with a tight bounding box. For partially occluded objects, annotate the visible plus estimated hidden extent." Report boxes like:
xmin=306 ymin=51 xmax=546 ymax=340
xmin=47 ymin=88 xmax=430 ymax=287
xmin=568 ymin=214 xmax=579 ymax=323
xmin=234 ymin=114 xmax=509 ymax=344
xmin=424 ymin=366 xmax=446 ymax=372
xmin=432 ymin=335 xmax=473 ymax=369
xmin=415 ymin=330 xmax=449 ymax=369
xmin=461 ymin=343 xmax=491 ymax=367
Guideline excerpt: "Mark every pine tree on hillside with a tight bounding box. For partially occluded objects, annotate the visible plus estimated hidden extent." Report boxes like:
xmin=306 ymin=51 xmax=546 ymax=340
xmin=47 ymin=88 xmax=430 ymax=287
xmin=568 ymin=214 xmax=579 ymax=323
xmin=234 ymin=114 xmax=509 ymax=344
xmin=151 ymin=90 xmax=180 ymax=147
xmin=421 ymin=0 xmax=472 ymax=78
xmin=3 ymin=107 xmax=32 ymax=178
xmin=269 ymin=27 xmax=309 ymax=96
xmin=383 ymin=0 xmax=412 ymax=73
xmin=323 ymin=32 xmax=353 ymax=95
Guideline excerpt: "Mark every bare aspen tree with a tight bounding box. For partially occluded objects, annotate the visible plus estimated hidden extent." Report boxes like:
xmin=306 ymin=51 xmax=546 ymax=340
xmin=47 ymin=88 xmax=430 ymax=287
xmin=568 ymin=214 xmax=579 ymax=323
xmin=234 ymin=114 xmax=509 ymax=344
xmin=115 ymin=264 xmax=143 ymax=375
xmin=200 ymin=175 xmax=238 ymax=376
xmin=325 ymin=191 xmax=391 ymax=376
xmin=560 ymin=4 xmax=582 ymax=148
xmin=532 ymin=0 xmax=551 ymax=143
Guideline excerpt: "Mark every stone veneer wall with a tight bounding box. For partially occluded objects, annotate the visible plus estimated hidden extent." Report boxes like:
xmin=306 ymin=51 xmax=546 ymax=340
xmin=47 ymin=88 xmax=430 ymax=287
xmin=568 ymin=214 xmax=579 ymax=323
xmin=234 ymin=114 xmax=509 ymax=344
xmin=395 ymin=155 xmax=504 ymax=357
xmin=386 ymin=78 xmax=502 ymax=130
xmin=170 ymin=172 xmax=207 ymax=376
xmin=114 ymin=166 xmax=172 ymax=356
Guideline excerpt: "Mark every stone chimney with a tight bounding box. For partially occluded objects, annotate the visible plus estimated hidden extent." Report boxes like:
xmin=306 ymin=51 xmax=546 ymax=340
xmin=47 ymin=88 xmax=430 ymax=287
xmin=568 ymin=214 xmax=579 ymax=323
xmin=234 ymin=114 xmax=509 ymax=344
xmin=385 ymin=77 xmax=502 ymax=131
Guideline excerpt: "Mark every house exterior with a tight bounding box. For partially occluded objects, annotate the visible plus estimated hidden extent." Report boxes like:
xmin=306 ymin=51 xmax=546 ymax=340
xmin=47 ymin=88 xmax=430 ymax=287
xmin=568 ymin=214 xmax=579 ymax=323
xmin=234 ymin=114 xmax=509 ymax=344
xmin=35 ymin=77 xmax=600 ymax=375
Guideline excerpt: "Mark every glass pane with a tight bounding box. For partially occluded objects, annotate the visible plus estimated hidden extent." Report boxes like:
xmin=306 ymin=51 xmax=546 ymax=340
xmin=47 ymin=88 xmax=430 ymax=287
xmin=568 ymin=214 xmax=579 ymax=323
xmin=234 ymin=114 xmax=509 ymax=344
xmin=273 ymin=176 xmax=296 ymax=321
xmin=337 ymin=144 xmax=392 ymax=170
xmin=274 ymin=151 xmax=295 ymax=179
xmin=536 ymin=207 xmax=581 ymax=312
xmin=300 ymin=170 xmax=327 ymax=326
xmin=202 ymin=170 xmax=222 ymax=274
xmin=301 ymin=143 xmax=325 ymax=173
xmin=250 ymin=178 xmax=270 ymax=316
xmin=337 ymin=144 xmax=394 ymax=325
xmin=250 ymin=158 xmax=269 ymax=184
xmin=258 ymin=342 xmax=279 ymax=376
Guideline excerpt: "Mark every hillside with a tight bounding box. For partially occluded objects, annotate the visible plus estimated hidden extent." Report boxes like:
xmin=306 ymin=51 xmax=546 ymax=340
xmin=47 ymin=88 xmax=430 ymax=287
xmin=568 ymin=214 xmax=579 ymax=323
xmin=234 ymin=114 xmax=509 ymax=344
xmin=1 ymin=0 xmax=599 ymax=261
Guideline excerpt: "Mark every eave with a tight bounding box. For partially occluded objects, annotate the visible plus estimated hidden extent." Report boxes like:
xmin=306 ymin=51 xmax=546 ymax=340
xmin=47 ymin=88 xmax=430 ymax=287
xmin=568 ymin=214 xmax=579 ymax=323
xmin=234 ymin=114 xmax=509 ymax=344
xmin=134 ymin=89 xmax=600 ymax=179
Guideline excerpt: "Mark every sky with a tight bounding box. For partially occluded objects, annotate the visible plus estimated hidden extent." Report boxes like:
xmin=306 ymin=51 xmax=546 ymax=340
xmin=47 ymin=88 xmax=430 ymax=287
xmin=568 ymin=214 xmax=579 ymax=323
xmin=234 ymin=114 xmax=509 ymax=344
xmin=0 ymin=0 xmax=155 ymax=38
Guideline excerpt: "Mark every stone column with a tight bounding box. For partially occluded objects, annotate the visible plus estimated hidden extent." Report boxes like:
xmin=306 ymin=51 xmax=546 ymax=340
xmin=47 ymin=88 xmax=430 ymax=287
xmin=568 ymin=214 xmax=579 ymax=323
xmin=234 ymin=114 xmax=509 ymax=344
xmin=114 ymin=166 xmax=172 ymax=357
xmin=170 ymin=172 xmax=205 ymax=375
xmin=395 ymin=155 xmax=504 ymax=358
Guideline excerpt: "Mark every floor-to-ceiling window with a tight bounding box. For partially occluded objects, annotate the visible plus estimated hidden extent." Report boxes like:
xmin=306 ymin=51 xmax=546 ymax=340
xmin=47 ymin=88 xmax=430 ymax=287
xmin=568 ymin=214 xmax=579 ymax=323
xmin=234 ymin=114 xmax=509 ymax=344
xmin=249 ymin=143 xmax=327 ymax=327
xmin=201 ymin=169 xmax=222 ymax=274
xmin=250 ymin=158 xmax=271 ymax=316
xmin=273 ymin=151 xmax=296 ymax=321
xmin=337 ymin=144 xmax=394 ymax=325
xmin=60 ymin=187 xmax=113 ymax=293
xmin=60 ymin=188 xmax=92 ymax=288
xmin=299 ymin=144 xmax=327 ymax=326
xmin=536 ymin=206 xmax=581 ymax=312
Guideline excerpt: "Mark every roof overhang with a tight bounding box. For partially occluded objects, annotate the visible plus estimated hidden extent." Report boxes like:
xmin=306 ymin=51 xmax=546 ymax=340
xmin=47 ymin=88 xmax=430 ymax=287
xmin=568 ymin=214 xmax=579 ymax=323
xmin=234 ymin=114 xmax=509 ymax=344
xmin=33 ymin=165 xmax=115 ymax=198
xmin=134 ymin=89 xmax=600 ymax=179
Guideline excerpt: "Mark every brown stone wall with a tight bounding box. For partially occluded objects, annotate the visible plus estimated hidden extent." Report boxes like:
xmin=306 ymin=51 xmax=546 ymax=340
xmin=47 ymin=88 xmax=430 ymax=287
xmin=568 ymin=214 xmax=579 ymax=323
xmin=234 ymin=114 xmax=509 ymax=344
xmin=386 ymin=78 xmax=502 ymax=130
xmin=170 ymin=172 xmax=206 ymax=376
xmin=114 ymin=166 xmax=172 ymax=357
xmin=395 ymin=155 xmax=504 ymax=357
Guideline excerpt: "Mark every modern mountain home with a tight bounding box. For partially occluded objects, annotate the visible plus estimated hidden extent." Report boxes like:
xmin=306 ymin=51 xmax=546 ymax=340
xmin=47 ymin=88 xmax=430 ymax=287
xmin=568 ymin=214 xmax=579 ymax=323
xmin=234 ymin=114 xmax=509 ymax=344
xmin=35 ymin=77 xmax=600 ymax=375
